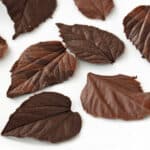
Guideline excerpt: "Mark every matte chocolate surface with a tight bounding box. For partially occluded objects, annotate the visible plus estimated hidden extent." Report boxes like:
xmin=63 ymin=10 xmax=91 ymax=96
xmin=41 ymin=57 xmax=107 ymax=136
xmin=7 ymin=41 xmax=77 ymax=98
xmin=0 ymin=36 xmax=7 ymax=58
xmin=2 ymin=92 xmax=82 ymax=143
xmin=2 ymin=0 xmax=57 ymax=39
xmin=81 ymin=73 xmax=150 ymax=120
xmin=57 ymin=23 xmax=124 ymax=64
xmin=74 ymin=0 xmax=114 ymax=20
xmin=123 ymin=5 xmax=150 ymax=62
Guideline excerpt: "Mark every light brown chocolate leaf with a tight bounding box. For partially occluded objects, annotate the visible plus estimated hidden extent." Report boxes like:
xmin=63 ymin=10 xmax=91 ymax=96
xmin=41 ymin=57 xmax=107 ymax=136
xmin=57 ymin=23 xmax=124 ymax=64
xmin=74 ymin=0 xmax=114 ymax=20
xmin=7 ymin=41 xmax=77 ymax=98
xmin=0 ymin=36 xmax=8 ymax=58
xmin=2 ymin=92 xmax=82 ymax=143
xmin=2 ymin=0 xmax=57 ymax=39
xmin=123 ymin=5 xmax=150 ymax=62
xmin=81 ymin=73 xmax=150 ymax=120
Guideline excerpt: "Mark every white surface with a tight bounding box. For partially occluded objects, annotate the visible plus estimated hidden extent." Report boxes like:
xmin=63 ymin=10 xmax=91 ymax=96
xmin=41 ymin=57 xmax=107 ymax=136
xmin=0 ymin=0 xmax=150 ymax=150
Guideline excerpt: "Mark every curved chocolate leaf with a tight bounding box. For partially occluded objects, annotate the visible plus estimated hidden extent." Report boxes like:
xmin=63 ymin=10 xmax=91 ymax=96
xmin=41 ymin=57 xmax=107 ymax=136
xmin=2 ymin=0 xmax=57 ymax=39
xmin=74 ymin=0 xmax=114 ymax=20
xmin=123 ymin=6 xmax=150 ymax=62
xmin=0 ymin=36 xmax=8 ymax=58
xmin=57 ymin=23 xmax=124 ymax=64
xmin=2 ymin=92 xmax=82 ymax=143
xmin=7 ymin=41 xmax=77 ymax=98
xmin=81 ymin=73 xmax=150 ymax=120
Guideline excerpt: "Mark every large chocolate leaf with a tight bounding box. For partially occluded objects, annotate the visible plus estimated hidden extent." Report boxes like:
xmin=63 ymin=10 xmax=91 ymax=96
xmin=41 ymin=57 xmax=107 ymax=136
xmin=74 ymin=0 xmax=114 ymax=20
xmin=123 ymin=6 xmax=150 ymax=62
xmin=2 ymin=0 xmax=57 ymax=39
xmin=57 ymin=23 xmax=124 ymax=64
xmin=81 ymin=73 xmax=150 ymax=120
xmin=0 ymin=36 xmax=8 ymax=58
xmin=2 ymin=92 xmax=82 ymax=143
xmin=7 ymin=41 xmax=77 ymax=98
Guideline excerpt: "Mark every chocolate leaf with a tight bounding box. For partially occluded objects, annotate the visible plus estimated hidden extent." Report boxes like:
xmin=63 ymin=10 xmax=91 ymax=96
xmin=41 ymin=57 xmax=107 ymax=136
xmin=57 ymin=23 xmax=124 ymax=64
xmin=74 ymin=0 xmax=114 ymax=20
xmin=2 ymin=92 xmax=82 ymax=143
xmin=0 ymin=36 xmax=8 ymax=58
xmin=2 ymin=0 xmax=57 ymax=39
xmin=7 ymin=41 xmax=77 ymax=98
xmin=81 ymin=73 xmax=150 ymax=120
xmin=123 ymin=6 xmax=150 ymax=62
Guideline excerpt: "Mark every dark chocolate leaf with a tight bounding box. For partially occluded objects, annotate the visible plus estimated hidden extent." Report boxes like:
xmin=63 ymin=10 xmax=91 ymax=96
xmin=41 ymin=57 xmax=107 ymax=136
xmin=57 ymin=23 xmax=124 ymax=64
xmin=7 ymin=41 xmax=77 ymax=98
xmin=81 ymin=73 xmax=150 ymax=120
xmin=2 ymin=92 xmax=82 ymax=143
xmin=74 ymin=0 xmax=114 ymax=20
xmin=2 ymin=0 xmax=57 ymax=39
xmin=0 ymin=36 xmax=8 ymax=58
xmin=123 ymin=5 xmax=150 ymax=62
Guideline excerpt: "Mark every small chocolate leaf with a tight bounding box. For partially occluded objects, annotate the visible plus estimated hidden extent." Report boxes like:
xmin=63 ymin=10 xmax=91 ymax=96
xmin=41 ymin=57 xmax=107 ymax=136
xmin=2 ymin=92 xmax=82 ymax=143
xmin=74 ymin=0 xmax=114 ymax=20
xmin=123 ymin=5 xmax=150 ymax=62
xmin=2 ymin=0 xmax=57 ymax=39
xmin=0 ymin=36 xmax=8 ymax=58
xmin=81 ymin=73 xmax=150 ymax=120
xmin=7 ymin=41 xmax=77 ymax=98
xmin=57 ymin=23 xmax=124 ymax=64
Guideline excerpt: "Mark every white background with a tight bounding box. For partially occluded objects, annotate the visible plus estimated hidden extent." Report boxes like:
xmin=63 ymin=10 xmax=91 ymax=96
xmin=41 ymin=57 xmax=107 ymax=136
xmin=0 ymin=0 xmax=150 ymax=150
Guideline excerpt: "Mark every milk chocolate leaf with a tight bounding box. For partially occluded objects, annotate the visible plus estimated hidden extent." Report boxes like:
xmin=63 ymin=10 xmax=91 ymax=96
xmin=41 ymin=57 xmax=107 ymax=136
xmin=134 ymin=93 xmax=150 ymax=110
xmin=81 ymin=73 xmax=150 ymax=120
xmin=123 ymin=6 xmax=150 ymax=62
xmin=2 ymin=0 xmax=57 ymax=39
xmin=57 ymin=23 xmax=124 ymax=64
xmin=74 ymin=0 xmax=114 ymax=20
xmin=7 ymin=41 xmax=77 ymax=98
xmin=2 ymin=92 xmax=82 ymax=143
xmin=0 ymin=36 xmax=8 ymax=58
